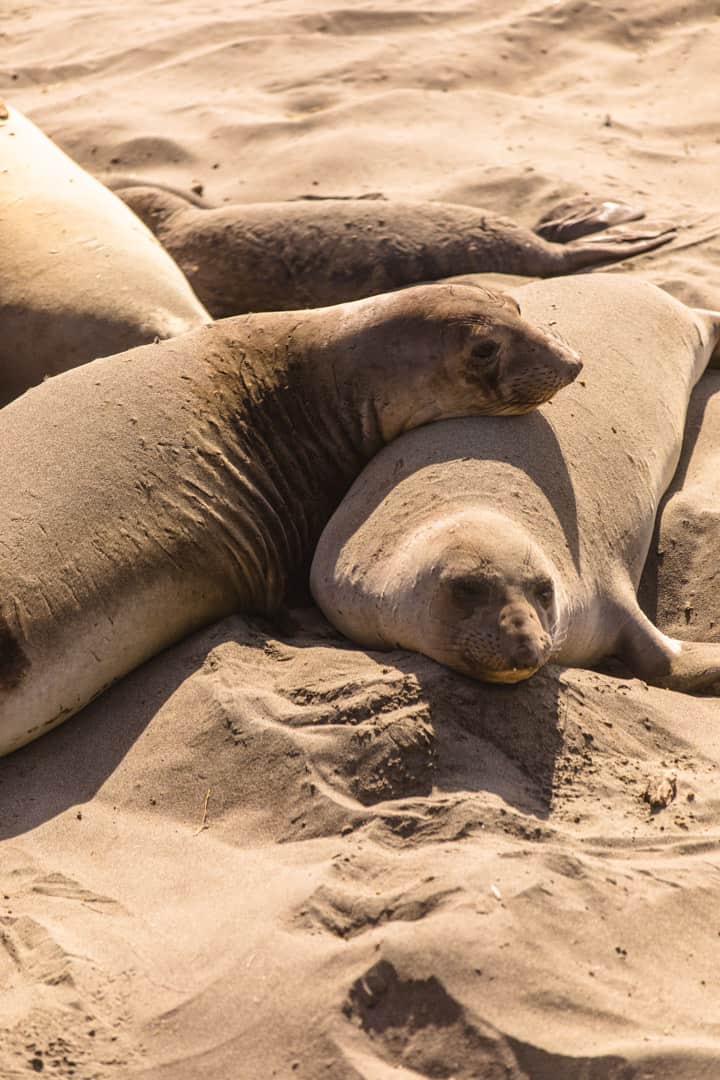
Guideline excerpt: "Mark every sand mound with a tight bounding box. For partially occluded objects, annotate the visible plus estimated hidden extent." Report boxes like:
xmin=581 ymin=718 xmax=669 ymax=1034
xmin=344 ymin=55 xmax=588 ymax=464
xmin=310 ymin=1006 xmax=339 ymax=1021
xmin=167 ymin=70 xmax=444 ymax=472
xmin=2 ymin=613 xmax=720 ymax=1076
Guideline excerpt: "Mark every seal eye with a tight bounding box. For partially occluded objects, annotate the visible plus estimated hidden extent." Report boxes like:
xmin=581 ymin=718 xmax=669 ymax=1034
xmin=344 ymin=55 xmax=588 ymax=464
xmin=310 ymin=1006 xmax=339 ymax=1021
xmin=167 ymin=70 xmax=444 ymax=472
xmin=467 ymin=341 xmax=501 ymax=393
xmin=471 ymin=340 xmax=499 ymax=362
xmin=451 ymin=578 xmax=493 ymax=607
xmin=535 ymin=581 xmax=554 ymax=607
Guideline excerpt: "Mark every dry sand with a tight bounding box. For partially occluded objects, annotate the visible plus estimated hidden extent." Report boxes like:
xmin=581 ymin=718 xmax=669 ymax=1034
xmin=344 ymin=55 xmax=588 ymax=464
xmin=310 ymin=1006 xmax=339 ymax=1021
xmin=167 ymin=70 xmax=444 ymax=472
xmin=3 ymin=1 xmax=720 ymax=1076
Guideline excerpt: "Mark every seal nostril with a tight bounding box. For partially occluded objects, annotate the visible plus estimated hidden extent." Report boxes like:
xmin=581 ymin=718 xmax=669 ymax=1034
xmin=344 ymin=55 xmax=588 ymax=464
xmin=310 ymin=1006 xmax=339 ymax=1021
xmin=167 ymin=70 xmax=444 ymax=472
xmin=500 ymin=609 xmax=533 ymax=633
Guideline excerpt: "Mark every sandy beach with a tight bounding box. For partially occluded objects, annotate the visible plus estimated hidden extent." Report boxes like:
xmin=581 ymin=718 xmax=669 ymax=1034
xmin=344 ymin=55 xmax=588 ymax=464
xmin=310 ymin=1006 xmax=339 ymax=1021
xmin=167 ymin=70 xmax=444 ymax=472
xmin=3 ymin=1 xmax=720 ymax=1077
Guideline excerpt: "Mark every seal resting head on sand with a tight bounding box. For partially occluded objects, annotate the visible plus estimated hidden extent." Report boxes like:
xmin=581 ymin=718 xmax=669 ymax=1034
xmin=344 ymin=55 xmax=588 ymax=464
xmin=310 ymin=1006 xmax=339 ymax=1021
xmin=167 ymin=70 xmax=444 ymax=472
xmin=0 ymin=282 xmax=581 ymax=757
xmin=113 ymin=183 xmax=675 ymax=318
xmin=0 ymin=102 xmax=209 ymax=405
xmin=311 ymin=275 xmax=720 ymax=693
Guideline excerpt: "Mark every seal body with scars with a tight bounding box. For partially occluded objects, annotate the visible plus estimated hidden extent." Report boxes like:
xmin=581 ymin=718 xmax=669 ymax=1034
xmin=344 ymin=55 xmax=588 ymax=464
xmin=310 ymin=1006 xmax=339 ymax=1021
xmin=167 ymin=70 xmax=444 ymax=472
xmin=0 ymin=283 xmax=582 ymax=756
xmin=312 ymin=275 xmax=720 ymax=693
xmin=116 ymin=185 xmax=675 ymax=318
xmin=0 ymin=103 xmax=209 ymax=405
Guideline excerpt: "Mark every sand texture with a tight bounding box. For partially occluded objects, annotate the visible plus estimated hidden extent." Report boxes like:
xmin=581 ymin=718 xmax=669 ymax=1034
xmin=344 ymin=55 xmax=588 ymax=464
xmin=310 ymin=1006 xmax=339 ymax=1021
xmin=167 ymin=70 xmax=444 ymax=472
xmin=3 ymin=1 xmax=720 ymax=1076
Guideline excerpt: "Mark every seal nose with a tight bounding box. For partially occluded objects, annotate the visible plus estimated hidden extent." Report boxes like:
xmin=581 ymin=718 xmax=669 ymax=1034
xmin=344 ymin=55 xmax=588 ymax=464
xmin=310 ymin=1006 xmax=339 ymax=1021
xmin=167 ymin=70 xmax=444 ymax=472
xmin=499 ymin=606 xmax=534 ymax=633
xmin=499 ymin=604 xmax=548 ymax=670
xmin=559 ymin=348 xmax=583 ymax=384
xmin=567 ymin=351 xmax=583 ymax=376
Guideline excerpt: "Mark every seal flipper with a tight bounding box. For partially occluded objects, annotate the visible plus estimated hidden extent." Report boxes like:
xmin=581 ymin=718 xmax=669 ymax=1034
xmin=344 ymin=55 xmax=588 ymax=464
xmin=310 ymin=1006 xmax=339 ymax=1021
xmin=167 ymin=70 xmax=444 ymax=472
xmin=557 ymin=223 xmax=677 ymax=271
xmin=615 ymin=603 xmax=720 ymax=693
xmin=692 ymin=308 xmax=720 ymax=368
xmin=534 ymin=196 xmax=646 ymax=243
xmin=654 ymin=641 xmax=720 ymax=694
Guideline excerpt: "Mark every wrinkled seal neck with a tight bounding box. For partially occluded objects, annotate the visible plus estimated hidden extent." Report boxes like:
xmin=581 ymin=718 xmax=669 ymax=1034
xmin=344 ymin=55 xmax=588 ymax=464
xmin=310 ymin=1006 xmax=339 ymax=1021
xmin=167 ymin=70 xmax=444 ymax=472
xmin=204 ymin=310 xmax=396 ymax=611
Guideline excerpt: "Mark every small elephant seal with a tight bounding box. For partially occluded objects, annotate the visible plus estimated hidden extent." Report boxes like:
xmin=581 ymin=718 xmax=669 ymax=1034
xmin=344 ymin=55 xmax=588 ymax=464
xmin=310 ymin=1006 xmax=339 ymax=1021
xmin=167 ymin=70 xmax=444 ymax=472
xmin=0 ymin=282 xmax=582 ymax=756
xmin=115 ymin=184 xmax=675 ymax=318
xmin=0 ymin=102 xmax=209 ymax=405
xmin=311 ymin=275 xmax=720 ymax=692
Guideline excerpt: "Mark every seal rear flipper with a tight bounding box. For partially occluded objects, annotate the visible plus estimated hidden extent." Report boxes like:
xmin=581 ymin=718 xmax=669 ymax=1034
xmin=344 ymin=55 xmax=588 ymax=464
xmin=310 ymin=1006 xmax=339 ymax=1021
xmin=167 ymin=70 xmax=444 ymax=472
xmin=559 ymin=223 xmax=677 ymax=272
xmin=615 ymin=606 xmax=720 ymax=694
xmin=534 ymin=196 xmax=646 ymax=243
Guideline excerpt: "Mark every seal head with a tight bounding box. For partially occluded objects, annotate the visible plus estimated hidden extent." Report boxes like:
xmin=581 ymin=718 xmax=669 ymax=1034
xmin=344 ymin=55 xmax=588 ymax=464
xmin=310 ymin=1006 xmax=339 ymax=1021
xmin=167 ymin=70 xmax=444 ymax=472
xmin=347 ymin=284 xmax=582 ymax=443
xmin=379 ymin=509 xmax=562 ymax=683
xmin=431 ymin=287 xmax=583 ymax=418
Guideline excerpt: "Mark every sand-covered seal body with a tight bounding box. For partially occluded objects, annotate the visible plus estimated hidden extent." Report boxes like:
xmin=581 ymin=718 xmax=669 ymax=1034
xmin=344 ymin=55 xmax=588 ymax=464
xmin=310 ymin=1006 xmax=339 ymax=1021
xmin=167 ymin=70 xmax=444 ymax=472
xmin=0 ymin=282 xmax=581 ymax=756
xmin=642 ymin=371 xmax=720 ymax=643
xmin=312 ymin=275 xmax=720 ymax=692
xmin=116 ymin=186 xmax=674 ymax=318
xmin=0 ymin=103 xmax=209 ymax=404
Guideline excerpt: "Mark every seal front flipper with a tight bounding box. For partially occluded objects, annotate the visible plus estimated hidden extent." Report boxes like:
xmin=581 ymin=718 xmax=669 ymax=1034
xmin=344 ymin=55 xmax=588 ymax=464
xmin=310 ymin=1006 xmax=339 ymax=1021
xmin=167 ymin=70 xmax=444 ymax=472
xmin=693 ymin=309 xmax=720 ymax=368
xmin=615 ymin=603 xmax=720 ymax=693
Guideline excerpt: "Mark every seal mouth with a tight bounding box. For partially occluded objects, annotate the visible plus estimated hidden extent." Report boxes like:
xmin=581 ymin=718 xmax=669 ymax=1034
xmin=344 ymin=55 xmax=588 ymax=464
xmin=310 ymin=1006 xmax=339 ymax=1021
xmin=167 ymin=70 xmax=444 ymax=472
xmin=457 ymin=648 xmax=543 ymax=684
xmin=470 ymin=664 xmax=541 ymax=685
xmin=482 ymin=665 xmax=540 ymax=684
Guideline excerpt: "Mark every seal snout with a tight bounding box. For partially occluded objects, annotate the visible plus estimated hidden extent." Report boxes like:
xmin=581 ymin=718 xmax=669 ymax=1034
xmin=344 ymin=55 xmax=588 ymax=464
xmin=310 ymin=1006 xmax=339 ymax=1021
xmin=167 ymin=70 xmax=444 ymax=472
xmin=562 ymin=348 xmax=583 ymax=381
xmin=498 ymin=330 xmax=583 ymax=414
xmin=498 ymin=601 xmax=551 ymax=673
xmin=548 ymin=341 xmax=582 ymax=389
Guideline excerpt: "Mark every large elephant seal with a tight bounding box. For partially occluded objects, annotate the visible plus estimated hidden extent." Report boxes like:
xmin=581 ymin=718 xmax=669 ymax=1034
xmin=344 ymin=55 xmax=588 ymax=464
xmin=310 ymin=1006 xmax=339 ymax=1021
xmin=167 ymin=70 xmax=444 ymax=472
xmin=311 ymin=275 xmax=720 ymax=692
xmin=115 ymin=184 xmax=675 ymax=318
xmin=0 ymin=102 xmax=209 ymax=404
xmin=0 ymin=282 xmax=582 ymax=756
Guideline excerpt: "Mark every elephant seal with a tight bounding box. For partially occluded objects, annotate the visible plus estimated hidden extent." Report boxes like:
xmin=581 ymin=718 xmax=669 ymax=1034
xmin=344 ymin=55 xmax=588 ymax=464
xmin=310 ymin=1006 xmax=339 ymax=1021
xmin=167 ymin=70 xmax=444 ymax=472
xmin=0 ymin=102 xmax=209 ymax=405
xmin=311 ymin=275 xmax=720 ymax=692
xmin=115 ymin=184 xmax=675 ymax=318
xmin=0 ymin=282 xmax=582 ymax=756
